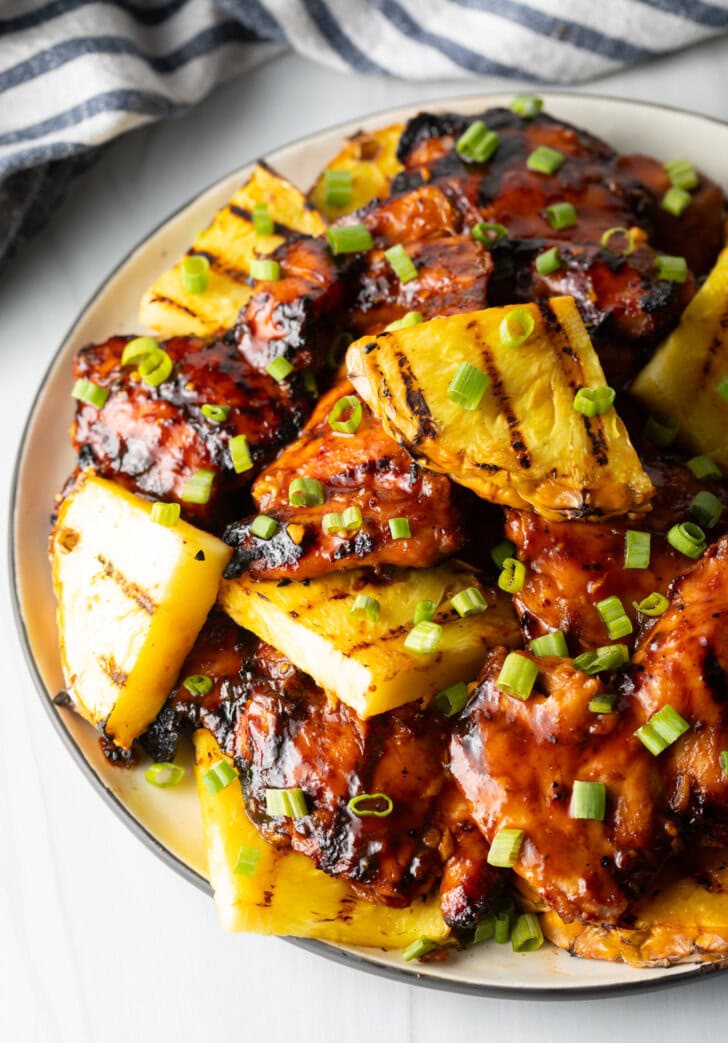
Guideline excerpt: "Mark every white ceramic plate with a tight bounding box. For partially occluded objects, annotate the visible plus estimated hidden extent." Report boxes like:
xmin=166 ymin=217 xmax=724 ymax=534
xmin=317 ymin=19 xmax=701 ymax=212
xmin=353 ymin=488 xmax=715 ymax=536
xmin=11 ymin=92 xmax=728 ymax=998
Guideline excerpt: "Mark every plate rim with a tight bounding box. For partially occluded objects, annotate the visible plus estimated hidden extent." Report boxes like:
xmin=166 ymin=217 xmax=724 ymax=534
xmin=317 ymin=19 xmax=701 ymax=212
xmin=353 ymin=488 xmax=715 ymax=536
xmin=10 ymin=87 xmax=728 ymax=1000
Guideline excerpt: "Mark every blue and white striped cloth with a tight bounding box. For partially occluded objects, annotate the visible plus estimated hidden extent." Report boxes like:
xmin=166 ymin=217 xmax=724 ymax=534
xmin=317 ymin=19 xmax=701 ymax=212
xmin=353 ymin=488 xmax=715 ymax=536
xmin=2 ymin=0 xmax=728 ymax=269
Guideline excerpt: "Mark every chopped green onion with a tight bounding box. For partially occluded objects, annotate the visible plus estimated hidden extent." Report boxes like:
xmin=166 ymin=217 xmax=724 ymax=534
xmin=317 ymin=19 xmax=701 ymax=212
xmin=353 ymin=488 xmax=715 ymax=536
xmin=472 ymin=221 xmax=509 ymax=245
xmin=342 ymin=505 xmax=363 ymax=531
xmin=572 ymin=386 xmax=615 ymax=417
xmin=385 ymin=310 xmax=424 ymax=332
xmin=600 ymin=226 xmax=635 ymax=255
xmin=183 ymin=674 xmax=212 ymax=696
xmin=289 ymin=477 xmax=325 ymax=506
xmin=414 ymin=600 xmax=436 ymax=625
xmin=634 ymin=592 xmax=669 ymax=617
xmin=510 ymin=94 xmax=543 ymax=119
xmin=498 ymin=557 xmax=526 ymax=594
xmin=655 ymin=254 xmax=687 ymax=283
xmin=182 ymin=254 xmax=210 ymax=294
xmin=323 ymin=168 xmax=353 ymax=208
xmin=447 ymin=361 xmax=490 ymax=410
xmin=589 ymin=693 xmax=618 ymax=714
xmin=687 ymin=455 xmax=722 ymax=480
xmin=494 ymin=910 xmax=512 ymax=944
xmin=250 ymin=514 xmax=278 ymax=540
xmin=121 ymin=336 xmax=160 ymax=366
xmin=145 ymin=762 xmax=185 ymax=788
xmin=302 ymin=368 xmax=318 ymax=395
xmin=201 ymin=403 xmax=230 ymax=423
xmin=233 ymin=845 xmax=261 ymax=877
xmin=451 ymin=587 xmax=488 ymax=618
xmin=690 ymin=490 xmax=723 ymax=529
xmin=491 ymin=539 xmax=516 ymax=569
xmin=202 ymin=759 xmax=237 ymax=794
xmin=667 ymin=521 xmax=706 ymax=558
xmin=721 ymin=751 xmax=728 ymax=778
xmin=535 ymin=246 xmax=561 ymax=276
xmin=266 ymin=356 xmax=294 ymax=382
xmin=150 ymin=501 xmax=180 ymax=527
xmin=250 ymin=258 xmax=281 ymax=281
xmin=643 ymin=412 xmax=679 ymax=447
xmin=634 ymin=704 xmax=690 ymax=756
xmin=121 ymin=336 xmax=174 ymax=387
xmin=661 ymin=187 xmax=691 ymax=218
xmin=71 ymin=377 xmax=109 ymax=410
xmin=433 ymin=681 xmax=469 ymax=717
xmin=527 ymin=145 xmax=565 ymax=175
xmin=384 ymin=243 xmax=418 ymax=284
xmin=252 ymin=203 xmax=274 ymax=235
xmin=265 ymin=787 xmax=308 ymax=818
xmin=456 ymin=120 xmax=500 ymax=163
xmin=487 ymin=827 xmax=524 ymax=867
xmin=181 ymin=469 xmax=215 ymax=504
xmin=326 ymin=224 xmax=373 ymax=255
xmin=229 ymin=434 xmax=253 ymax=474
xmin=718 ymin=377 xmax=728 ymax=402
xmin=530 ymin=630 xmax=568 ymax=658
xmin=545 ymin=201 xmax=577 ymax=230
xmin=322 ymin=511 xmax=344 ymax=535
xmin=389 ymin=517 xmax=411 ymax=540
xmin=473 ymin=914 xmax=496 ymax=944
xmin=497 ymin=652 xmax=538 ymax=701
xmin=404 ymin=620 xmax=443 ymax=655
xmin=595 ymin=595 xmax=633 ymax=640
xmin=347 ymin=792 xmax=394 ymax=818
xmin=350 ymin=594 xmax=381 ymax=622
xmin=402 ymin=937 xmax=438 ymax=962
xmin=499 ymin=307 xmax=535 ymax=348
xmin=573 ymin=644 xmax=630 ymax=675
xmin=664 ymin=158 xmax=698 ymax=191
xmin=570 ymin=780 xmax=606 ymax=820
xmin=511 ymin=913 xmax=544 ymax=953
xmin=328 ymin=394 xmax=363 ymax=434
xmin=625 ymin=530 xmax=651 ymax=570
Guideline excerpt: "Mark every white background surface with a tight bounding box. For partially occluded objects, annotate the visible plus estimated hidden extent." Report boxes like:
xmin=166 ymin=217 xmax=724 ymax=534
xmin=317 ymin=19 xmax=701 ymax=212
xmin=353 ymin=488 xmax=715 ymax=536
xmin=3 ymin=40 xmax=728 ymax=1043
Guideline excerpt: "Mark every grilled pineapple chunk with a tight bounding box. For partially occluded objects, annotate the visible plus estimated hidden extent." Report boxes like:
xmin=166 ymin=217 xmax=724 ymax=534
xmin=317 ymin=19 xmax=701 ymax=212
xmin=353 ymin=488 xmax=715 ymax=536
xmin=308 ymin=124 xmax=404 ymax=221
xmin=220 ymin=562 xmax=519 ymax=717
xmin=139 ymin=163 xmax=326 ymax=337
xmin=194 ymin=730 xmax=449 ymax=945
xmin=50 ymin=472 xmax=231 ymax=747
xmin=631 ymin=244 xmax=728 ymax=469
xmin=348 ymin=296 xmax=653 ymax=521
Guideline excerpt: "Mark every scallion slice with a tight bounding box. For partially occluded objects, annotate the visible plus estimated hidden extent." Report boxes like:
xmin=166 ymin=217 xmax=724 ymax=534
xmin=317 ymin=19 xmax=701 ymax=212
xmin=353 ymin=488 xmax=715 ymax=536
xmin=456 ymin=120 xmax=500 ymax=163
xmin=388 ymin=517 xmax=411 ymax=540
xmin=511 ymin=913 xmax=544 ymax=953
xmin=510 ymin=94 xmax=543 ymax=119
xmin=229 ymin=434 xmax=253 ymax=474
xmin=718 ymin=377 xmax=728 ymax=402
xmin=182 ymin=254 xmax=210 ymax=294
xmin=573 ymin=644 xmax=630 ymax=675
xmin=689 ymin=490 xmax=723 ymax=529
xmin=350 ymin=594 xmax=380 ymax=622
xmin=595 ymin=595 xmax=633 ymax=640
xmin=654 ymin=254 xmax=687 ymax=283
xmin=201 ymin=403 xmax=230 ymax=423
xmin=447 ymin=361 xmax=490 ymax=410
xmin=145 ymin=762 xmax=185 ymax=788
xmin=664 ymin=158 xmax=698 ymax=191
xmin=600 ymin=226 xmax=635 ymax=255
xmin=347 ymin=792 xmax=394 ymax=817
xmin=326 ymin=224 xmax=373 ymax=255
xmin=494 ymin=910 xmax=512 ymax=944
xmin=328 ymin=394 xmax=363 ymax=434
xmin=634 ymin=704 xmax=690 ymax=756
xmin=265 ymin=787 xmax=308 ymax=818
xmin=498 ymin=557 xmax=526 ymax=594
xmin=588 ymin=693 xmax=618 ymax=714
xmin=570 ymin=780 xmax=606 ymax=820
xmin=545 ymin=201 xmax=577 ymax=230
xmin=643 ymin=412 xmax=679 ymax=447
xmin=527 ymin=145 xmax=564 ymax=175
xmin=572 ymin=385 xmax=615 ymax=416
xmin=71 ymin=377 xmax=109 ymax=410
xmin=385 ymin=310 xmax=424 ymax=332
xmin=472 ymin=221 xmax=509 ymax=245
xmin=499 ymin=307 xmax=535 ymax=348
xmin=150 ymin=501 xmax=180 ymax=527
xmin=667 ymin=521 xmax=706 ymax=558
xmin=625 ymin=529 xmax=651 ymax=569
xmin=323 ymin=168 xmax=353 ymax=208
xmin=721 ymin=750 xmax=728 ymax=778
xmin=289 ymin=477 xmax=325 ymax=506
xmin=402 ymin=937 xmax=438 ymax=962
xmin=250 ymin=258 xmax=281 ymax=281
xmin=341 ymin=505 xmax=363 ymax=531
xmin=414 ymin=600 xmax=436 ymax=625
xmin=183 ymin=674 xmax=213 ymax=696
xmin=634 ymin=592 xmax=669 ymax=617
xmin=252 ymin=202 xmax=274 ymax=235
xmin=529 ymin=630 xmax=568 ymax=658
xmin=322 ymin=511 xmax=344 ymax=535
xmin=121 ymin=336 xmax=160 ymax=366
xmin=202 ymin=759 xmax=237 ymax=794
xmin=451 ymin=587 xmax=488 ymax=618
xmin=384 ymin=243 xmax=418 ymax=284
xmin=181 ymin=468 xmax=215 ymax=504
xmin=266 ymin=355 xmax=294 ymax=382
xmin=491 ymin=538 xmax=516 ymax=569
xmin=487 ymin=827 xmax=524 ymax=867
xmin=661 ymin=186 xmax=691 ymax=217
xmin=250 ymin=514 xmax=278 ymax=540
xmin=687 ymin=455 xmax=722 ymax=480
xmin=497 ymin=652 xmax=538 ymax=700
xmin=473 ymin=914 xmax=496 ymax=944
xmin=404 ymin=620 xmax=443 ymax=655
xmin=233 ymin=845 xmax=261 ymax=877
xmin=302 ymin=368 xmax=318 ymax=395
xmin=432 ymin=681 xmax=469 ymax=717
xmin=121 ymin=337 xmax=174 ymax=387
xmin=535 ymin=246 xmax=561 ymax=275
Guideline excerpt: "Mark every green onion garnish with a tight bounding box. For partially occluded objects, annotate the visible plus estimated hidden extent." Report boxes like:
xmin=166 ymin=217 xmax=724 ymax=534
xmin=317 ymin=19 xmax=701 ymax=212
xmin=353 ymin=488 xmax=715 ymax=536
xmin=265 ymin=787 xmax=308 ymax=818
xmin=289 ymin=477 xmax=325 ymax=506
xmin=527 ymin=145 xmax=565 ymax=175
xmin=451 ymin=587 xmax=488 ymax=618
xmin=497 ymin=652 xmax=538 ymax=701
xmin=402 ymin=936 xmax=438 ymax=962
xmin=183 ymin=674 xmax=212 ymax=696
xmin=121 ymin=335 xmax=160 ymax=366
xmin=600 ymin=226 xmax=635 ymax=255
xmin=687 ymin=455 xmax=722 ymax=480
xmin=595 ymin=595 xmax=633 ymax=640
xmin=511 ymin=913 xmax=544 ymax=953
xmin=499 ymin=307 xmax=535 ymax=348
xmin=326 ymin=224 xmax=373 ymax=255
xmin=661 ymin=187 xmax=691 ymax=218
xmin=181 ymin=469 xmax=215 ymax=504
xmin=404 ymin=620 xmax=443 ymax=655
xmin=145 ymin=762 xmax=185 ymax=788
xmin=323 ymin=168 xmax=353 ymax=208
xmin=150 ymin=501 xmax=180 ymax=527
xmin=456 ymin=120 xmax=500 ymax=163
xmin=229 ymin=434 xmax=253 ymax=474
xmin=573 ymin=644 xmax=629 ymax=675
xmin=389 ymin=517 xmax=411 ymax=540
xmin=634 ymin=592 xmax=669 ymax=617
xmin=471 ymin=221 xmax=509 ymax=245
xmin=201 ymin=403 xmax=230 ymax=423
xmin=643 ymin=412 xmax=679 ymax=447
xmin=473 ymin=914 xmax=495 ymax=944
xmin=384 ymin=243 xmax=418 ymax=284
xmin=487 ymin=827 xmax=524 ymax=867
xmin=664 ymin=158 xmax=698 ymax=191
xmin=494 ymin=909 xmax=512 ymax=944
xmin=202 ymin=759 xmax=237 ymax=794
xmin=341 ymin=505 xmax=363 ymax=531
xmin=544 ymin=201 xmax=577 ymax=230
xmin=529 ymin=630 xmax=568 ymax=658
xmin=252 ymin=203 xmax=274 ymax=236
xmin=322 ymin=511 xmax=345 ymax=535
xmin=572 ymin=386 xmax=615 ymax=417
xmin=721 ymin=751 xmax=728 ymax=778
xmin=655 ymin=254 xmax=687 ymax=283
xmin=510 ymin=94 xmax=543 ymax=119
xmin=350 ymin=594 xmax=380 ymax=622
xmin=250 ymin=514 xmax=278 ymax=540
xmin=302 ymin=368 xmax=318 ymax=395
xmin=491 ymin=538 xmax=516 ymax=569
xmin=432 ymin=681 xmax=469 ymax=717
xmin=266 ymin=356 xmax=294 ymax=382
xmin=718 ymin=377 xmax=728 ymax=402
xmin=625 ymin=530 xmax=651 ymax=569
xmin=447 ymin=361 xmax=490 ymax=410
xmin=689 ymin=490 xmax=723 ymax=529
xmin=634 ymin=704 xmax=690 ymax=756
xmin=328 ymin=394 xmax=363 ymax=434
xmin=182 ymin=254 xmax=210 ymax=294
xmin=71 ymin=377 xmax=109 ymax=410
xmin=570 ymin=780 xmax=606 ymax=821
xmin=234 ymin=845 xmax=261 ymax=877
xmin=498 ymin=557 xmax=526 ymax=594
xmin=535 ymin=246 xmax=561 ymax=275
xmin=385 ymin=310 xmax=424 ymax=332
xmin=347 ymin=792 xmax=394 ymax=817
xmin=589 ymin=693 xmax=618 ymax=714
xmin=121 ymin=336 xmax=174 ymax=387
xmin=414 ymin=600 xmax=436 ymax=625
xmin=667 ymin=520 xmax=706 ymax=558
xmin=250 ymin=258 xmax=281 ymax=281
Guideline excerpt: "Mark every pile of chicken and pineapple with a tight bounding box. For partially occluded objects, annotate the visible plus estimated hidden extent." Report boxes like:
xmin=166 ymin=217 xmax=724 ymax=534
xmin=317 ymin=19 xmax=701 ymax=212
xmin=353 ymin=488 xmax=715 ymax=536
xmin=50 ymin=98 xmax=728 ymax=967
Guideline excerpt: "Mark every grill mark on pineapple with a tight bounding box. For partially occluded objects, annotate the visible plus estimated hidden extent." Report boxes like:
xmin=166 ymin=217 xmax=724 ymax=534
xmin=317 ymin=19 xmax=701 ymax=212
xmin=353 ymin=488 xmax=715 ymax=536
xmin=227 ymin=204 xmax=299 ymax=240
xmin=148 ymin=293 xmax=200 ymax=319
xmin=392 ymin=350 xmax=438 ymax=445
xmin=190 ymin=249 xmax=249 ymax=284
xmin=98 ymin=654 xmax=128 ymax=688
xmin=471 ymin=325 xmax=531 ymax=470
xmin=96 ymin=554 xmax=156 ymax=615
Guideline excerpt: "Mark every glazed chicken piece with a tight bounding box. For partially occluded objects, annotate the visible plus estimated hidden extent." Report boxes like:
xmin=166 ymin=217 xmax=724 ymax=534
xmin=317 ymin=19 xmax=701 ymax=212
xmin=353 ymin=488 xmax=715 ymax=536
xmin=71 ymin=333 xmax=313 ymax=528
xmin=223 ymin=381 xmax=466 ymax=580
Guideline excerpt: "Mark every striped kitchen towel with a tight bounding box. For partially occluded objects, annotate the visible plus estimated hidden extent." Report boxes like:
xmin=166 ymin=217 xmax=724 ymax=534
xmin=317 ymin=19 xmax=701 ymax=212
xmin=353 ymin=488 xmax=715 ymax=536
xmin=2 ymin=0 xmax=728 ymax=270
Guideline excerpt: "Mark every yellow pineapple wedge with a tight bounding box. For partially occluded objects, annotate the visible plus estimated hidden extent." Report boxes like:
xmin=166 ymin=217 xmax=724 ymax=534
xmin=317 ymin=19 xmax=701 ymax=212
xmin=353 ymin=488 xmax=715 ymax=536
xmin=194 ymin=730 xmax=449 ymax=946
xmin=220 ymin=562 xmax=519 ymax=718
xmin=50 ymin=472 xmax=231 ymax=747
xmin=139 ymin=163 xmax=326 ymax=337
xmin=308 ymin=124 xmax=404 ymax=221
xmin=631 ymin=243 xmax=728 ymax=469
xmin=347 ymin=296 xmax=653 ymax=521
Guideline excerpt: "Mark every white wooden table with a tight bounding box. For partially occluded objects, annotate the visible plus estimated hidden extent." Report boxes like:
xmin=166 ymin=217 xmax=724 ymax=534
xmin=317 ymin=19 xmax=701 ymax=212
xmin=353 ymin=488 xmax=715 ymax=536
xmin=3 ymin=40 xmax=728 ymax=1043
